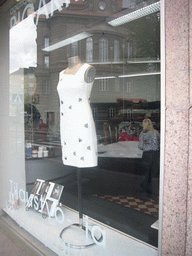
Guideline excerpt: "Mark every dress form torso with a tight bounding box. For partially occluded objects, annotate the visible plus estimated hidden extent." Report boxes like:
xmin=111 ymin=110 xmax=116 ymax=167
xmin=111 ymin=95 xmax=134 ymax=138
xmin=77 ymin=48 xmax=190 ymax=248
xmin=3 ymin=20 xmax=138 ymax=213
xmin=57 ymin=58 xmax=97 ymax=168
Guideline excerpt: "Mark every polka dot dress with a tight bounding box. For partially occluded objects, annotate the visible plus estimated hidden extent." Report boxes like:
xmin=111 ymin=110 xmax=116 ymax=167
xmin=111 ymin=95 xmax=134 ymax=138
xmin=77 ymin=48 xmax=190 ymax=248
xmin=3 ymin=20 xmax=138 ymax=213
xmin=57 ymin=64 xmax=97 ymax=168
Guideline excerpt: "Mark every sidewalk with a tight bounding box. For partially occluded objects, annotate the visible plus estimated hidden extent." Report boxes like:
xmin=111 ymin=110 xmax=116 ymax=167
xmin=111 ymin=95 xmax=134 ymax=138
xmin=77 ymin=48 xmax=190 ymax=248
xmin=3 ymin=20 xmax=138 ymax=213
xmin=0 ymin=214 xmax=57 ymax=256
xmin=0 ymin=228 xmax=29 ymax=256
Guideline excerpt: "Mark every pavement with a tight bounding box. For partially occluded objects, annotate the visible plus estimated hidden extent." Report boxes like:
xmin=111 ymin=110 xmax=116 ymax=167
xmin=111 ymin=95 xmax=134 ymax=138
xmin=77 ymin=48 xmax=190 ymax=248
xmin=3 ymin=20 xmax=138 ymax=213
xmin=0 ymin=213 xmax=57 ymax=256
xmin=0 ymin=228 xmax=29 ymax=256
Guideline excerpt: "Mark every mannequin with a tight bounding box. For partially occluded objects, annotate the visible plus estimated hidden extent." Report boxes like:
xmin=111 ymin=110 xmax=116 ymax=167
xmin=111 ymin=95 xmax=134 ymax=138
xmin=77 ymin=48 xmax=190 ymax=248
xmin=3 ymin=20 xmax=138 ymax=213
xmin=57 ymin=56 xmax=97 ymax=168
xmin=64 ymin=56 xmax=83 ymax=74
xmin=57 ymin=57 xmax=101 ymax=247
xmin=64 ymin=56 xmax=96 ymax=83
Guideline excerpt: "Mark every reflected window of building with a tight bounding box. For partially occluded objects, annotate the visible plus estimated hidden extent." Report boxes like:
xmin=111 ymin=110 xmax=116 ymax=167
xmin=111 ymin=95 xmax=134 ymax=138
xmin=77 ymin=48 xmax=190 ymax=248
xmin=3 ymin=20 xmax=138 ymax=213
xmin=114 ymin=39 xmax=119 ymax=61
xmin=99 ymin=79 xmax=109 ymax=91
xmin=44 ymin=37 xmax=49 ymax=48
xmin=86 ymin=37 xmax=93 ymax=63
xmin=115 ymin=77 xmax=120 ymax=92
xmin=126 ymin=109 xmax=132 ymax=118
xmin=108 ymin=106 xmax=116 ymax=118
xmin=44 ymin=55 xmax=49 ymax=68
xmin=126 ymin=79 xmax=133 ymax=93
xmin=99 ymin=37 xmax=108 ymax=62
xmin=127 ymin=41 xmax=132 ymax=59
xmin=43 ymin=79 xmax=50 ymax=94
xmin=92 ymin=107 xmax=97 ymax=118
xmin=47 ymin=112 xmax=55 ymax=126
xmin=71 ymin=41 xmax=78 ymax=57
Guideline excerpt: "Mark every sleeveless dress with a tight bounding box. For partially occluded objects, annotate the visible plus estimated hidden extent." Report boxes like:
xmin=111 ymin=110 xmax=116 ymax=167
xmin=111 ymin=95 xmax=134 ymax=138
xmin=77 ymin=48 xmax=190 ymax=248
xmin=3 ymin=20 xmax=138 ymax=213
xmin=57 ymin=63 xmax=98 ymax=168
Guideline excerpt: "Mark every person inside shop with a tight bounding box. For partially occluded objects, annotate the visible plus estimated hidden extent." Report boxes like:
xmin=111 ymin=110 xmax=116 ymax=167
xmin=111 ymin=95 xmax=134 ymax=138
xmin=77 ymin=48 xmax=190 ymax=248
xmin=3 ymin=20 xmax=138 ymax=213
xmin=138 ymin=118 xmax=160 ymax=201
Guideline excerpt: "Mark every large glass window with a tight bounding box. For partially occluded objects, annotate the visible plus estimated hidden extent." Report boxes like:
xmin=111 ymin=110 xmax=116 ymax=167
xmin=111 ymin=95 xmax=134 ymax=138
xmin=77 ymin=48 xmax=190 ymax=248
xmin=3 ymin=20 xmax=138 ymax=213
xmin=7 ymin=0 xmax=161 ymax=253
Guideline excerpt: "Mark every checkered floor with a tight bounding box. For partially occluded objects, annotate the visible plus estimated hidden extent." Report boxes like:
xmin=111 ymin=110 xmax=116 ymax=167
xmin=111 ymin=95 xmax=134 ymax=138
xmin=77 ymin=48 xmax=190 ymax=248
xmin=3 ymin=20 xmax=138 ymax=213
xmin=95 ymin=195 xmax=159 ymax=217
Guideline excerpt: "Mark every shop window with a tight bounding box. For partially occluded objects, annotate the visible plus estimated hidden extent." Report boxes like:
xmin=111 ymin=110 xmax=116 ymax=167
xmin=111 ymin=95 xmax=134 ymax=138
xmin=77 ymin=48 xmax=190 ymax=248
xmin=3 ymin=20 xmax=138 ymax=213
xmin=99 ymin=37 xmax=108 ymax=62
xmin=71 ymin=41 xmax=78 ymax=57
xmin=5 ymin=0 xmax=161 ymax=252
xmin=114 ymin=39 xmax=119 ymax=61
xmin=99 ymin=79 xmax=109 ymax=91
xmin=44 ymin=55 xmax=49 ymax=68
xmin=86 ymin=37 xmax=93 ymax=62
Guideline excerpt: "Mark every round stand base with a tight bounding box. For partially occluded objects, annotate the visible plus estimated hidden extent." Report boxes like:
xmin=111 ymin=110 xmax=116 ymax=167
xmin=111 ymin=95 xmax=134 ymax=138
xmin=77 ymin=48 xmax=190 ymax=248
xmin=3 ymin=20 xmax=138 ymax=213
xmin=60 ymin=223 xmax=103 ymax=249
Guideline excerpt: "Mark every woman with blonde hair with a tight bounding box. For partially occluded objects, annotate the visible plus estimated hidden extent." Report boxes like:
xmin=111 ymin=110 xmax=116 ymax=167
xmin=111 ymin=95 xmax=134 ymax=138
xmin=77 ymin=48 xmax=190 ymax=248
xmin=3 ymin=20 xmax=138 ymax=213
xmin=142 ymin=118 xmax=154 ymax=133
xmin=138 ymin=118 xmax=160 ymax=201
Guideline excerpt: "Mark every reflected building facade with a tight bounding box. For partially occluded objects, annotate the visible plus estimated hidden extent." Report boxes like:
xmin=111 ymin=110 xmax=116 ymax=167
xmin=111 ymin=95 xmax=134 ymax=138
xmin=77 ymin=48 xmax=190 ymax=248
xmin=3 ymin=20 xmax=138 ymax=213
xmin=31 ymin=0 xmax=160 ymax=143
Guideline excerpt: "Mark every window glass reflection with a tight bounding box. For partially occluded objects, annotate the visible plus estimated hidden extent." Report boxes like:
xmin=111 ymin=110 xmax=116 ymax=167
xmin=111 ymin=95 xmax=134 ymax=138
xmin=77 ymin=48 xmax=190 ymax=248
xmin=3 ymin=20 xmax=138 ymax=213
xmin=9 ymin=0 xmax=160 ymax=246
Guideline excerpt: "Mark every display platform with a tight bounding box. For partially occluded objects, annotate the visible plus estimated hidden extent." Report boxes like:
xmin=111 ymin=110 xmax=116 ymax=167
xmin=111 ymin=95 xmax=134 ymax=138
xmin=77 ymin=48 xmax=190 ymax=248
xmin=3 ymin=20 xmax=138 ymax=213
xmin=98 ymin=141 xmax=142 ymax=174
xmin=4 ymin=203 xmax=158 ymax=256
xmin=98 ymin=141 xmax=143 ymax=159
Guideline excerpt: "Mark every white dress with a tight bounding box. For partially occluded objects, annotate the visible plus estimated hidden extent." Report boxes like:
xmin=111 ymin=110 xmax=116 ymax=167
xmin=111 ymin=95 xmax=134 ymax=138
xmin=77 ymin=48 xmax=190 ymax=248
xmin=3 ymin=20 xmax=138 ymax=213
xmin=57 ymin=63 xmax=98 ymax=168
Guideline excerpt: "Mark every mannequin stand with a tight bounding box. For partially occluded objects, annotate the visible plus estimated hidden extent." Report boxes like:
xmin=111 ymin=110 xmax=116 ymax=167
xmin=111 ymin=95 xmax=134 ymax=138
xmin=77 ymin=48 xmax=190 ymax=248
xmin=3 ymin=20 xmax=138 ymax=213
xmin=60 ymin=168 xmax=103 ymax=249
xmin=77 ymin=168 xmax=83 ymax=227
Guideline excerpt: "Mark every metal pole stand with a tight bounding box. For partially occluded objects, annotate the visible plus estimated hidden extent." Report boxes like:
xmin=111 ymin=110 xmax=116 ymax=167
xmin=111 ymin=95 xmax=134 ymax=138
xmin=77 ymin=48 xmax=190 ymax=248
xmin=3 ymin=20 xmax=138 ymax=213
xmin=60 ymin=168 xmax=103 ymax=249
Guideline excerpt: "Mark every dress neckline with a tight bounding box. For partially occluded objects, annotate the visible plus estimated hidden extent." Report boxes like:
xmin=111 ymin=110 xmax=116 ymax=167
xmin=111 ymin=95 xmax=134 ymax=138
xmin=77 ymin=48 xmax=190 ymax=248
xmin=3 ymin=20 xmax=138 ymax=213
xmin=63 ymin=63 xmax=86 ymax=76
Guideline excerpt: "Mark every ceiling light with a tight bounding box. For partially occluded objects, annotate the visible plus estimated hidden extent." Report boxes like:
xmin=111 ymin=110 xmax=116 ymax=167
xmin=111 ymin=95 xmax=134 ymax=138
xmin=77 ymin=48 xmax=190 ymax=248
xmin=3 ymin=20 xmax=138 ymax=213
xmin=127 ymin=59 xmax=160 ymax=64
xmin=42 ymin=32 xmax=92 ymax=52
xmin=95 ymin=76 xmax=117 ymax=80
xmin=95 ymin=72 xmax=160 ymax=80
xmin=118 ymin=71 xmax=160 ymax=78
xmin=108 ymin=1 xmax=160 ymax=27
